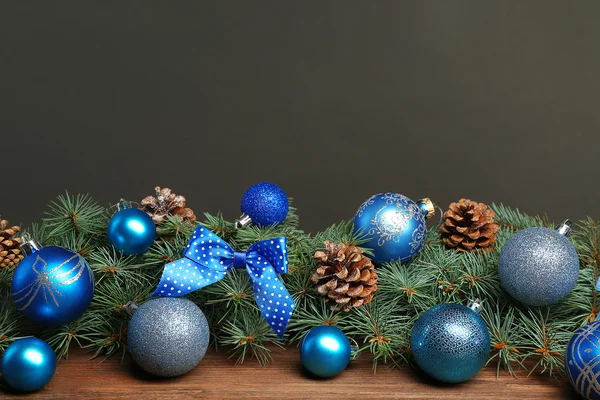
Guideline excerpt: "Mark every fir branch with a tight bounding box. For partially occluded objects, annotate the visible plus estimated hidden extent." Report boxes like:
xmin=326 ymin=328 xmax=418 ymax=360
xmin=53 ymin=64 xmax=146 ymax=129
xmin=482 ymin=302 xmax=524 ymax=377
xmin=490 ymin=203 xmax=551 ymax=231
xmin=44 ymin=192 xmax=107 ymax=238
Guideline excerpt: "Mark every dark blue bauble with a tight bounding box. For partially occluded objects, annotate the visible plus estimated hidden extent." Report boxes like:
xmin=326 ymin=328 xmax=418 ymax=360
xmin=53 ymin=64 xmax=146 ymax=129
xmin=498 ymin=227 xmax=579 ymax=307
xmin=108 ymin=208 xmax=156 ymax=255
xmin=11 ymin=245 xmax=95 ymax=327
xmin=241 ymin=182 xmax=289 ymax=226
xmin=353 ymin=193 xmax=430 ymax=264
xmin=1 ymin=337 xmax=56 ymax=392
xmin=300 ymin=326 xmax=351 ymax=378
xmin=410 ymin=304 xmax=490 ymax=383
xmin=567 ymin=321 xmax=600 ymax=400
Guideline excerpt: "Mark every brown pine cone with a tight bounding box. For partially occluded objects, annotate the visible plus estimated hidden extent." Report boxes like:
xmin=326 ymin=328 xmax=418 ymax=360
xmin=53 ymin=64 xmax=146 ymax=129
xmin=0 ymin=220 xmax=24 ymax=268
xmin=141 ymin=186 xmax=197 ymax=225
xmin=312 ymin=241 xmax=378 ymax=312
xmin=439 ymin=199 xmax=499 ymax=252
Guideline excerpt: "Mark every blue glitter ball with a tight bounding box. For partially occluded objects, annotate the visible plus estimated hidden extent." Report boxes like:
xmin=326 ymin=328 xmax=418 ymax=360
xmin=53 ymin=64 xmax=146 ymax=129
xmin=410 ymin=304 xmax=490 ymax=383
xmin=300 ymin=326 xmax=351 ymax=378
xmin=12 ymin=245 xmax=95 ymax=327
xmin=1 ymin=337 xmax=56 ymax=392
xmin=108 ymin=208 xmax=156 ymax=255
xmin=567 ymin=321 xmax=600 ymax=400
xmin=128 ymin=297 xmax=210 ymax=377
xmin=353 ymin=193 xmax=430 ymax=264
xmin=498 ymin=227 xmax=579 ymax=307
xmin=241 ymin=182 xmax=289 ymax=226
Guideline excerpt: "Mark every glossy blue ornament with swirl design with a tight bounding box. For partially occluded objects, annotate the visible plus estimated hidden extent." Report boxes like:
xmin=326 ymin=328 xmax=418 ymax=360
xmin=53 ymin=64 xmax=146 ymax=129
xmin=1 ymin=337 xmax=56 ymax=392
xmin=300 ymin=326 xmax=351 ymax=378
xmin=353 ymin=193 xmax=434 ymax=264
xmin=236 ymin=182 xmax=289 ymax=228
xmin=567 ymin=321 xmax=600 ymax=400
xmin=11 ymin=240 xmax=94 ymax=327
xmin=410 ymin=303 xmax=490 ymax=383
xmin=107 ymin=203 xmax=156 ymax=255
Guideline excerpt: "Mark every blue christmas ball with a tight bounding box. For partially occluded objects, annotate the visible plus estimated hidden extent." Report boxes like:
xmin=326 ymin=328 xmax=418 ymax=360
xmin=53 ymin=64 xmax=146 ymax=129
xmin=410 ymin=304 xmax=490 ymax=383
xmin=240 ymin=182 xmax=289 ymax=226
xmin=353 ymin=193 xmax=432 ymax=264
xmin=300 ymin=326 xmax=351 ymax=378
xmin=128 ymin=297 xmax=210 ymax=377
xmin=567 ymin=321 xmax=600 ymax=400
xmin=108 ymin=208 xmax=156 ymax=255
xmin=12 ymin=245 xmax=95 ymax=327
xmin=1 ymin=337 xmax=56 ymax=392
xmin=498 ymin=226 xmax=579 ymax=307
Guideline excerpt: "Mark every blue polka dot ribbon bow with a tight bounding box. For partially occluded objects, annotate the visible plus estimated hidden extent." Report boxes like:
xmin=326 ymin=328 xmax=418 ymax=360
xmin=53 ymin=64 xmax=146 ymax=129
xmin=152 ymin=226 xmax=296 ymax=339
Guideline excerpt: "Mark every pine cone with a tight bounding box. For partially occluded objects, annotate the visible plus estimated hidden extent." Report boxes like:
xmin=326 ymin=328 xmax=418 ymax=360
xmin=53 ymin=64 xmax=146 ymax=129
xmin=439 ymin=199 xmax=499 ymax=252
xmin=0 ymin=220 xmax=24 ymax=268
xmin=312 ymin=241 xmax=378 ymax=312
xmin=141 ymin=186 xmax=196 ymax=225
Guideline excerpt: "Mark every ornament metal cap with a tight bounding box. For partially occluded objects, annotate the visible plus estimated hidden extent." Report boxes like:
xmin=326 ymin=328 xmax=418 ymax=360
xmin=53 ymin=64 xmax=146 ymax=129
xmin=19 ymin=232 xmax=42 ymax=255
xmin=235 ymin=213 xmax=253 ymax=229
xmin=124 ymin=301 xmax=140 ymax=317
xmin=466 ymin=298 xmax=484 ymax=314
xmin=417 ymin=198 xmax=435 ymax=219
xmin=556 ymin=219 xmax=572 ymax=237
xmin=117 ymin=199 xmax=132 ymax=211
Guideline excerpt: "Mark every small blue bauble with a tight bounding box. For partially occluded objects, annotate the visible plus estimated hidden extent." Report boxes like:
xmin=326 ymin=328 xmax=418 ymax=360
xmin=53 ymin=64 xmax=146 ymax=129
xmin=300 ymin=326 xmax=351 ymax=378
xmin=240 ymin=182 xmax=289 ymax=226
xmin=1 ymin=337 xmax=56 ymax=392
xmin=128 ymin=297 xmax=210 ymax=377
xmin=12 ymin=245 xmax=94 ymax=326
xmin=410 ymin=304 xmax=490 ymax=383
xmin=567 ymin=321 xmax=600 ymax=400
xmin=498 ymin=226 xmax=579 ymax=307
xmin=108 ymin=208 xmax=156 ymax=255
xmin=353 ymin=193 xmax=432 ymax=264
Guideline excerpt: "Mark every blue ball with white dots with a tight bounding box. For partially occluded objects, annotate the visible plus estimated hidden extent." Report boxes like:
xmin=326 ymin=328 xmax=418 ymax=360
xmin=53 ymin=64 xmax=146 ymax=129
xmin=240 ymin=182 xmax=289 ymax=227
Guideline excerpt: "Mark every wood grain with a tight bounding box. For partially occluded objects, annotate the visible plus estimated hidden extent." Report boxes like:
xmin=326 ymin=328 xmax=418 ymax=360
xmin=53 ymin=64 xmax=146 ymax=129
xmin=0 ymin=346 xmax=579 ymax=399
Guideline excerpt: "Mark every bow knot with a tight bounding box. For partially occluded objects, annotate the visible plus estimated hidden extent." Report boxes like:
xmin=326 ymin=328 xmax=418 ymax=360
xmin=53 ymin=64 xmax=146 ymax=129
xmin=152 ymin=226 xmax=295 ymax=339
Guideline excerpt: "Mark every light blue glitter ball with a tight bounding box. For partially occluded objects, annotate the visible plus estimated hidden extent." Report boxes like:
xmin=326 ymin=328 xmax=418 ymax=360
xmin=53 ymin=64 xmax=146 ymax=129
xmin=410 ymin=304 xmax=490 ymax=383
xmin=567 ymin=321 xmax=600 ymax=400
xmin=498 ymin=227 xmax=579 ymax=307
xmin=353 ymin=193 xmax=428 ymax=264
xmin=128 ymin=297 xmax=210 ymax=377
xmin=241 ymin=182 xmax=289 ymax=226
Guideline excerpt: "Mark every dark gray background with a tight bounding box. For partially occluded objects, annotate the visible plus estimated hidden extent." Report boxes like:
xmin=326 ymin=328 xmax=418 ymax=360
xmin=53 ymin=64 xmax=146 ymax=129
xmin=1 ymin=1 xmax=598 ymax=233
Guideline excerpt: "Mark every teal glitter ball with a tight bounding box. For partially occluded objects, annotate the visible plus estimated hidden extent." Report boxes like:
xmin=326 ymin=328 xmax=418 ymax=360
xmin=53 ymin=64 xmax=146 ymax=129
xmin=410 ymin=304 xmax=490 ymax=383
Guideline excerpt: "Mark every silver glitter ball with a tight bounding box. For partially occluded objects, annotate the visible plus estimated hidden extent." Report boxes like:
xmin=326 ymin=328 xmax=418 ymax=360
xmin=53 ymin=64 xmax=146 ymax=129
xmin=128 ymin=297 xmax=209 ymax=377
xmin=498 ymin=227 xmax=579 ymax=307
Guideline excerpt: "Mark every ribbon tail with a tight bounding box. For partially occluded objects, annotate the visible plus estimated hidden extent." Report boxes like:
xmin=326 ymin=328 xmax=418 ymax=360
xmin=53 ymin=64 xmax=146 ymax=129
xmin=249 ymin=267 xmax=296 ymax=340
xmin=152 ymin=257 xmax=226 ymax=297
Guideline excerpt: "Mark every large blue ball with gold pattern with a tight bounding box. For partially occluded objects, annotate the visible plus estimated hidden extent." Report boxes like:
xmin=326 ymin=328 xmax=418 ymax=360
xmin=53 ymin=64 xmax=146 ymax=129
xmin=567 ymin=321 xmax=600 ymax=400
xmin=11 ymin=239 xmax=95 ymax=327
xmin=353 ymin=193 xmax=434 ymax=264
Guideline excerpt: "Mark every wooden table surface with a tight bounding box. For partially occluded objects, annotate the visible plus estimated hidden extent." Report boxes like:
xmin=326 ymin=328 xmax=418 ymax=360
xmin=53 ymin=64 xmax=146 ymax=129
xmin=0 ymin=346 xmax=579 ymax=399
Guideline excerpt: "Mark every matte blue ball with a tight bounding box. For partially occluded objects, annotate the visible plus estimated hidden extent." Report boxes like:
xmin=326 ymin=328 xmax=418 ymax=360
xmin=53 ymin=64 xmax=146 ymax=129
xmin=353 ymin=193 xmax=427 ymax=264
xmin=498 ymin=227 xmax=579 ymax=307
xmin=108 ymin=208 xmax=156 ymax=255
xmin=1 ymin=338 xmax=56 ymax=392
xmin=241 ymin=182 xmax=289 ymax=226
xmin=567 ymin=321 xmax=600 ymax=400
xmin=11 ymin=246 xmax=94 ymax=327
xmin=300 ymin=326 xmax=351 ymax=378
xmin=410 ymin=304 xmax=490 ymax=383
